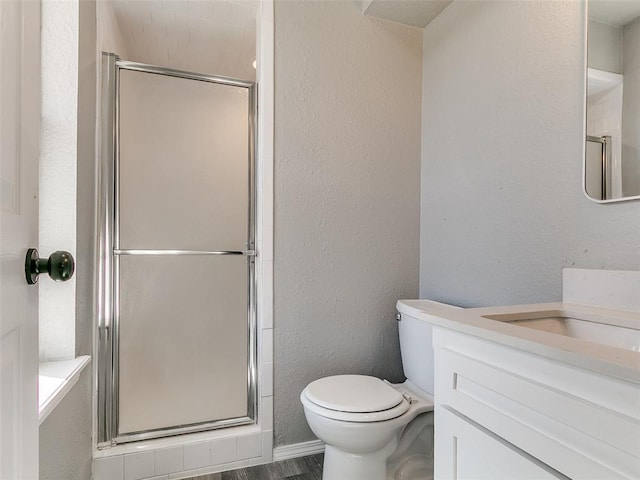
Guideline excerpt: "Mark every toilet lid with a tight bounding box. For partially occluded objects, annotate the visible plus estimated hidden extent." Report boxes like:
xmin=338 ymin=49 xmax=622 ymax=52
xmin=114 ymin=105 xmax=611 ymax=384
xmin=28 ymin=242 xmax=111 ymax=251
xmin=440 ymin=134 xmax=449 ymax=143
xmin=304 ymin=375 xmax=404 ymax=413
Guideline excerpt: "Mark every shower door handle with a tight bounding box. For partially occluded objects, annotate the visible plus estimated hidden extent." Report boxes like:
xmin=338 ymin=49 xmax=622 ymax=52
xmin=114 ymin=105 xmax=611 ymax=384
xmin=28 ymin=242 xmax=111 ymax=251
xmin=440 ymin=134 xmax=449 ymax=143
xmin=112 ymin=249 xmax=256 ymax=256
xmin=25 ymin=248 xmax=75 ymax=284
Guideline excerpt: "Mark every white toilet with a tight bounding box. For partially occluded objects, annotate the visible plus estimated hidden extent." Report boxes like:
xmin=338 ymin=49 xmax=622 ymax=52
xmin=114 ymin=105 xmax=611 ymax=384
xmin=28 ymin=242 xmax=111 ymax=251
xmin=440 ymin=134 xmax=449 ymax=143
xmin=301 ymin=300 xmax=449 ymax=480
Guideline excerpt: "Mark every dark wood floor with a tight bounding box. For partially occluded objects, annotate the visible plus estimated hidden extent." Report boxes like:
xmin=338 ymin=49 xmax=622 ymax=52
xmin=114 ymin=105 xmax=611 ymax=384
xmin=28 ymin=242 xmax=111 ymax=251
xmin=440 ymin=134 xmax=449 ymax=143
xmin=185 ymin=453 xmax=323 ymax=480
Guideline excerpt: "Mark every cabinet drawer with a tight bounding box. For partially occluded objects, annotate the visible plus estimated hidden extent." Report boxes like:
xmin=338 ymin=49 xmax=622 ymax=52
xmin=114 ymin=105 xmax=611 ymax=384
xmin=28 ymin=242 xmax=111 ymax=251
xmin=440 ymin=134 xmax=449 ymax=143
xmin=434 ymin=328 xmax=640 ymax=479
xmin=435 ymin=406 xmax=564 ymax=479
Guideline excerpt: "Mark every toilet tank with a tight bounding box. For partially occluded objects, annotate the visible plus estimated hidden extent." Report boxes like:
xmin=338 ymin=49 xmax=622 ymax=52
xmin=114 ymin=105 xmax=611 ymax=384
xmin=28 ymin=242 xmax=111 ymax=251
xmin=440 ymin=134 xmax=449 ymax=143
xmin=396 ymin=299 xmax=461 ymax=396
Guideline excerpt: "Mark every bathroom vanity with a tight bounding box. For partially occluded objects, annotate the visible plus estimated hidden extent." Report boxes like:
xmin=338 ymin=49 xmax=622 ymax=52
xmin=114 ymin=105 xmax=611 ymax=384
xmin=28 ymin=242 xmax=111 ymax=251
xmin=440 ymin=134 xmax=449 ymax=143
xmin=412 ymin=270 xmax=640 ymax=479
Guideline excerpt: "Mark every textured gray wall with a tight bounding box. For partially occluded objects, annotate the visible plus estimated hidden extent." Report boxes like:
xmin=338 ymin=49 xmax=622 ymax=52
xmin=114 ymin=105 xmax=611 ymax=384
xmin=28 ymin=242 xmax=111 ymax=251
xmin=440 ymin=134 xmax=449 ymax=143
xmin=39 ymin=368 xmax=92 ymax=480
xmin=420 ymin=0 xmax=640 ymax=307
xmin=274 ymin=1 xmax=423 ymax=446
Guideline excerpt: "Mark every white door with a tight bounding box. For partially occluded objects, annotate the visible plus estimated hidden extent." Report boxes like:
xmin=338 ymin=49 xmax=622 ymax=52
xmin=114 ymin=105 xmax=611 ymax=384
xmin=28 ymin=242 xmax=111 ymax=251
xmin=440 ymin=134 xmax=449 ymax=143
xmin=0 ymin=1 xmax=41 ymax=479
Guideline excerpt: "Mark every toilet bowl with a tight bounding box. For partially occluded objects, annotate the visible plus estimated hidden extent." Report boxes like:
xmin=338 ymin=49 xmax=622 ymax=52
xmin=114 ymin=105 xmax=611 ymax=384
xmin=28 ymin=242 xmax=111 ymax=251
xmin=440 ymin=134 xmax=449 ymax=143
xmin=300 ymin=299 xmax=459 ymax=480
xmin=301 ymin=375 xmax=433 ymax=480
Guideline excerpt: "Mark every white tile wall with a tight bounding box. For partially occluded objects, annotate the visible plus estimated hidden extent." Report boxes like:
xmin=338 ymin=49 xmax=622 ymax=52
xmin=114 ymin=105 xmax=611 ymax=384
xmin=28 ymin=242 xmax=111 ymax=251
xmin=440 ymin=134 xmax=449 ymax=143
xmin=237 ymin=433 xmax=262 ymax=459
xmin=210 ymin=436 xmax=237 ymax=465
xmin=124 ymin=451 xmax=155 ymax=480
xmin=260 ymin=261 xmax=273 ymax=329
xmin=183 ymin=441 xmax=211 ymax=470
xmin=261 ymin=431 xmax=273 ymax=461
xmin=262 ymin=329 xmax=273 ymax=363
xmin=247 ymin=457 xmax=266 ymax=468
xmin=95 ymin=426 xmax=271 ymax=480
xmin=256 ymin=3 xmax=275 ymax=459
xmin=256 ymin=0 xmax=274 ymax=264
xmin=93 ymin=455 xmax=124 ymax=480
xmin=261 ymin=396 xmax=273 ymax=430
xmin=261 ymin=362 xmax=273 ymax=397
xmin=154 ymin=446 xmax=183 ymax=475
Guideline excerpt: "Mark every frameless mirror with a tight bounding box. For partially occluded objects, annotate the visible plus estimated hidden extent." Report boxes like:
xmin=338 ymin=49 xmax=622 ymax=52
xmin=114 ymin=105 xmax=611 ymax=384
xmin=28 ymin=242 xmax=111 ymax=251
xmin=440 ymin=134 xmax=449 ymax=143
xmin=585 ymin=0 xmax=640 ymax=202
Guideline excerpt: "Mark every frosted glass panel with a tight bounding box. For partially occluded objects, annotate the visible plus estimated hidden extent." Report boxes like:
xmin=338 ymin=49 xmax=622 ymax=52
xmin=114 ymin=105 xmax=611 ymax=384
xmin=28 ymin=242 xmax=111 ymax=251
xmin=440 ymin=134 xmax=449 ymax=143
xmin=118 ymin=70 xmax=250 ymax=250
xmin=118 ymin=255 xmax=249 ymax=434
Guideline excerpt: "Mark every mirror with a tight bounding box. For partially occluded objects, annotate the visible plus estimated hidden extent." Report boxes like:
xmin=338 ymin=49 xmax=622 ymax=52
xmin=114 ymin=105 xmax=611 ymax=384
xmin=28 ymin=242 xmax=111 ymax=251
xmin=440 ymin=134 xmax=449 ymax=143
xmin=585 ymin=1 xmax=640 ymax=202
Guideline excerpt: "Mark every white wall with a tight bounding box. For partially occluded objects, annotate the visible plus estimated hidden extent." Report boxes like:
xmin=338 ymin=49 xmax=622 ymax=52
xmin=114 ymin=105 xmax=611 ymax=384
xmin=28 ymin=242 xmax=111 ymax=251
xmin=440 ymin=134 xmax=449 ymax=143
xmin=587 ymin=19 xmax=622 ymax=74
xmin=420 ymin=0 xmax=640 ymax=307
xmin=274 ymin=0 xmax=422 ymax=446
xmin=108 ymin=1 xmax=257 ymax=80
xmin=39 ymin=0 xmax=79 ymax=360
xmin=40 ymin=0 xmax=96 ymax=478
xmin=97 ymin=1 xmax=129 ymax=57
xmin=39 ymin=368 xmax=92 ymax=480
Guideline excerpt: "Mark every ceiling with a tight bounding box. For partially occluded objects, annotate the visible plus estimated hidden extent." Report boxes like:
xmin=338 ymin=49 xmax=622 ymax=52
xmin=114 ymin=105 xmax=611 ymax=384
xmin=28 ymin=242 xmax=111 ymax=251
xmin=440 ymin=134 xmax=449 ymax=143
xmin=589 ymin=1 xmax=640 ymax=27
xmin=362 ymin=0 xmax=453 ymax=28
xmin=109 ymin=0 xmax=258 ymax=80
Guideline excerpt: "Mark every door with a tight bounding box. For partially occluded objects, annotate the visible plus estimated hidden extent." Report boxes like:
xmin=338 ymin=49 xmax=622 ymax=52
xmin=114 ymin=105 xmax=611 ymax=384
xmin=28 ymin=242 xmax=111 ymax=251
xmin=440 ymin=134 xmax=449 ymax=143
xmin=0 ymin=1 xmax=41 ymax=478
xmin=97 ymin=57 xmax=257 ymax=445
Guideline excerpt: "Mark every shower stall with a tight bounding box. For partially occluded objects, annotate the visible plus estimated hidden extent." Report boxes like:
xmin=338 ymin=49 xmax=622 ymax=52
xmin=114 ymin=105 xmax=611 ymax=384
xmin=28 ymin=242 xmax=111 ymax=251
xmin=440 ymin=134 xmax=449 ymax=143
xmin=96 ymin=53 xmax=257 ymax=446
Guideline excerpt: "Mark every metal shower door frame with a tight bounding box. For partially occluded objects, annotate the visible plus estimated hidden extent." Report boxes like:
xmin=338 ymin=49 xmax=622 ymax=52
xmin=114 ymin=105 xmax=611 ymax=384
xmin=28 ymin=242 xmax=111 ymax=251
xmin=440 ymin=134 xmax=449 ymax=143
xmin=96 ymin=53 xmax=257 ymax=447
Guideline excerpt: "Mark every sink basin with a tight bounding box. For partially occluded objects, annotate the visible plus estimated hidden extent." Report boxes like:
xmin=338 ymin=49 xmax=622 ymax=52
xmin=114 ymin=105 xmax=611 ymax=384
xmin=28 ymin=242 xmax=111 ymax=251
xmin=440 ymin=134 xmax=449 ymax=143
xmin=415 ymin=299 xmax=640 ymax=384
xmin=483 ymin=310 xmax=640 ymax=352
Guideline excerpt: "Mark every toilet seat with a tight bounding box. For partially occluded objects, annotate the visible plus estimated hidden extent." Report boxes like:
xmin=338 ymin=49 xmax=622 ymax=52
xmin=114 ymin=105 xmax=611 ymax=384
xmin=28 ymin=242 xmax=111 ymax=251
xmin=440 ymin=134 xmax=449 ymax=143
xmin=301 ymin=375 xmax=411 ymax=423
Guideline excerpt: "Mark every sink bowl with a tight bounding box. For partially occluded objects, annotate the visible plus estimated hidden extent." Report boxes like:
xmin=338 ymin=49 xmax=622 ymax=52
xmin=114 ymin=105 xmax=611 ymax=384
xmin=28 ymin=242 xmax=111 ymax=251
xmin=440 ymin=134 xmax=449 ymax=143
xmin=415 ymin=300 xmax=640 ymax=384
xmin=483 ymin=310 xmax=640 ymax=352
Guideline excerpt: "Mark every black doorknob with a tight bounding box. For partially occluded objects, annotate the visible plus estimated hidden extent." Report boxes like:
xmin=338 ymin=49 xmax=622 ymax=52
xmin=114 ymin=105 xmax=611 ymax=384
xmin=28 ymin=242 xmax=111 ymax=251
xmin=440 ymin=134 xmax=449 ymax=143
xmin=25 ymin=248 xmax=75 ymax=285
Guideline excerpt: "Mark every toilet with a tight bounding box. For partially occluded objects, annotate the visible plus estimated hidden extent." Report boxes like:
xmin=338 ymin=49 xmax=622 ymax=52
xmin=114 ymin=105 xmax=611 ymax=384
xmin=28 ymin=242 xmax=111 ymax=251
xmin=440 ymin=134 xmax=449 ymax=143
xmin=301 ymin=299 xmax=452 ymax=480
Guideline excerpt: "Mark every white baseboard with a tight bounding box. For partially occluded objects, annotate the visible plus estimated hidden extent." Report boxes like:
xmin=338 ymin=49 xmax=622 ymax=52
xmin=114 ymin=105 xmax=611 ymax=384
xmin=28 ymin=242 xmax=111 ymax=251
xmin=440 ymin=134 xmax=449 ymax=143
xmin=273 ymin=439 xmax=325 ymax=462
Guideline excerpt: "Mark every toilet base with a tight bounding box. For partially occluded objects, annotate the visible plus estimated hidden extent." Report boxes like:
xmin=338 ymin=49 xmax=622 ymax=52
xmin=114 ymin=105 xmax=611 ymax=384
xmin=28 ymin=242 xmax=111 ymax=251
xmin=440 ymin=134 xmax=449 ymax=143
xmin=322 ymin=440 xmax=397 ymax=480
xmin=321 ymin=412 xmax=434 ymax=480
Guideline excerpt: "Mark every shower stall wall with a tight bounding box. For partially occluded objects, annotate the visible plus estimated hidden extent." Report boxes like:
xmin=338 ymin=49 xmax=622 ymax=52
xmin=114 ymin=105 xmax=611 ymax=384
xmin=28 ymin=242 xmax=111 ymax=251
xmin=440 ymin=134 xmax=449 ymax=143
xmin=97 ymin=53 xmax=257 ymax=446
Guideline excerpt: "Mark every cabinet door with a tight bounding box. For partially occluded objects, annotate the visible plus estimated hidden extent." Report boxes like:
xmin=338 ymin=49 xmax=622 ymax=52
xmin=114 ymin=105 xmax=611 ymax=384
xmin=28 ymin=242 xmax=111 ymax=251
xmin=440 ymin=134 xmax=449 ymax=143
xmin=435 ymin=407 xmax=566 ymax=480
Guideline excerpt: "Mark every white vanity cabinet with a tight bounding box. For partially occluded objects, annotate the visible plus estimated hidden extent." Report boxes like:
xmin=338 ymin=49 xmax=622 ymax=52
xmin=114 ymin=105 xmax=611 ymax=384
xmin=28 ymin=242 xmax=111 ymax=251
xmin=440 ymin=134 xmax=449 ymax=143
xmin=432 ymin=328 xmax=640 ymax=480
xmin=436 ymin=407 xmax=563 ymax=479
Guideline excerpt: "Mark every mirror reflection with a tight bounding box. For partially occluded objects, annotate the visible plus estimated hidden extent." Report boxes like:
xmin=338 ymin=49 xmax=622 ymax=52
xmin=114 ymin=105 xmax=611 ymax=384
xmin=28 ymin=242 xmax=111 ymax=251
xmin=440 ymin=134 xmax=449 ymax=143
xmin=586 ymin=0 xmax=640 ymax=202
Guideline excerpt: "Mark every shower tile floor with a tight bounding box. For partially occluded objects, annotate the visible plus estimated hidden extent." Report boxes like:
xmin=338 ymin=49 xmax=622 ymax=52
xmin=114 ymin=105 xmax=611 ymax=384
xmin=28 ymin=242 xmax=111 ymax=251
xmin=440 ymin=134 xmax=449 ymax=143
xmin=186 ymin=453 xmax=323 ymax=480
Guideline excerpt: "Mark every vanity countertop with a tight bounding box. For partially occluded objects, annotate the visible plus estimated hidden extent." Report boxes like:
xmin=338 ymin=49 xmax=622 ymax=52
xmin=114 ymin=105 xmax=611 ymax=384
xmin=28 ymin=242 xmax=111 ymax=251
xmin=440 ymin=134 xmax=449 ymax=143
xmin=401 ymin=300 xmax=640 ymax=384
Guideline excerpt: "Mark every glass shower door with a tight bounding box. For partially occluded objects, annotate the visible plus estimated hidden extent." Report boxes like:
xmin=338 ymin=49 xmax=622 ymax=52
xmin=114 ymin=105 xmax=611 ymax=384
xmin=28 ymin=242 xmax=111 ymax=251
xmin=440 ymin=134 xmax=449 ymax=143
xmin=98 ymin=56 xmax=256 ymax=444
